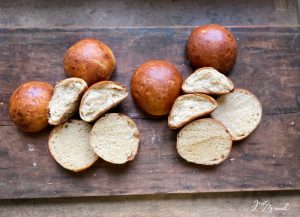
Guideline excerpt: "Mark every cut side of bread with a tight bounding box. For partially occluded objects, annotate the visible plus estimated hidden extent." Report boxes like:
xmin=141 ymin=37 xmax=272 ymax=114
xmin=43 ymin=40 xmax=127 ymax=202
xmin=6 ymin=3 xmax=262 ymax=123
xmin=168 ymin=94 xmax=218 ymax=129
xmin=80 ymin=81 xmax=128 ymax=122
xmin=177 ymin=118 xmax=232 ymax=165
xmin=48 ymin=120 xmax=98 ymax=172
xmin=211 ymin=88 xmax=262 ymax=141
xmin=182 ymin=67 xmax=234 ymax=95
xmin=48 ymin=78 xmax=88 ymax=125
xmin=90 ymin=113 xmax=139 ymax=164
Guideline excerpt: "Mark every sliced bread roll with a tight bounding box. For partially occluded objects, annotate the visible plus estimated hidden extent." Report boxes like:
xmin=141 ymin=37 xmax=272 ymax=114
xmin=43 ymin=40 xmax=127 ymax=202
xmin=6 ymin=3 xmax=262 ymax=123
xmin=168 ymin=94 xmax=218 ymax=129
xmin=211 ymin=88 xmax=262 ymax=141
xmin=177 ymin=118 xmax=232 ymax=165
xmin=79 ymin=81 xmax=128 ymax=122
xmin=182 ymin=67 xmax=234 ymax=95
xmin=90 ymin=113 xmax=139 ymax=164
xmin=48 ymin=78 xmax=88 ymax=125
xmin=48 ymin=120 xmax=98 ymax=172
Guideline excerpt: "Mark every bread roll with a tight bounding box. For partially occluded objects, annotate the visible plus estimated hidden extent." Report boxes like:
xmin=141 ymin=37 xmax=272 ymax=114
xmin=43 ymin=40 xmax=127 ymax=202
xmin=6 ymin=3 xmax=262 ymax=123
xmin=9 ymin=81 xmax=53 ymax=132
xmin=211 ymin=88 xmax=262 ymax=141
xmin=177 ymin=118 xmax=232 ymax=165
xmin=64 ymin=38 xmax=116 ymax=86
xmin=48 ymin=120 xmax=98 ymax=172
xmin=187 ymin=24 xmax=237 ymax=74
xmin=168 ymin=94 xmax=218 ymax=129
xmin=90 ymin=113 xmax=139 ymax=164
xmin=182 ymin=67 xmax=234 ymax=95
xmin=131 ymin=60 xmax=183 ymax=116
xmin=79 ymin=81 xmax=128 ymax=122
xmin=48 ymin=78 xmax=88 ymax=125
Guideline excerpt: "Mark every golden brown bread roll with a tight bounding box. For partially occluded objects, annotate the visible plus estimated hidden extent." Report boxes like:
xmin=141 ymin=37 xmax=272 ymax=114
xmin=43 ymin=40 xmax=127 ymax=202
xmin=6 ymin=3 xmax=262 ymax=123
xmin=9 ymin=81 xmax=54 ymax=132
xmin=131 ymin=60 xmax=183 ymax=116
xmin=187 ymin=24 xmax=238 ymax=74
xmin=64 ymin=38 xmax=116 ymax=86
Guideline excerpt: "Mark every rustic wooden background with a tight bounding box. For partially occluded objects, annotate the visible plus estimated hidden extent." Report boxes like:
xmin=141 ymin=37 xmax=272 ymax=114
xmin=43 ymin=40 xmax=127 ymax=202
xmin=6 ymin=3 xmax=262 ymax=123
xmin=0 ymin=0 xmax=299 ymax=216
xmin=0 ymin=26 xmax=299 ymax=199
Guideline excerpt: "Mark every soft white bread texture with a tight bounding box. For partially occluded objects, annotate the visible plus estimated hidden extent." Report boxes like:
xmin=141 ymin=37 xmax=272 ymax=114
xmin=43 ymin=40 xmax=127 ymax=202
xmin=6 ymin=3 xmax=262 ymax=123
xmin=48 ymin=120 xmax=98 ymax=172
xmin=177 ymin=118 xmax=232 ymax=165
xmin=90 ymin=113 xmax=139 ymax=164
xmin=182 ymin=67 xmax=234 ymax=95
xmin=168 ymin=93 xmax=218 ymax=129
xmin=48 ymin=78 xmax=88 ymax=125
xmin=80 ymin=81 xmax=128 ymax=122
xmin=211 ymin=88 xmax=262 ymax=141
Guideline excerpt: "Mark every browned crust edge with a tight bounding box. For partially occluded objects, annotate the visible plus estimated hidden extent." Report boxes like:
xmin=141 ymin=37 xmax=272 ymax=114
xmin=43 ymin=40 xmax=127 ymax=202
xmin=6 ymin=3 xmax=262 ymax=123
xmin=89 ymin=113 xmax=140 ymax=164
xmin=212 ymin=88 xmax=263 ymax=141
xmin=182 ymin=67 xmax=234 ymax=95
xmin=176 ymin=118 xmax=232 ymax=165
xmin=47 ymin=78 xmax=88 ymax=126
xmin=79 ymin=81 xmax=129 ymax=122
xmin=168 ymin=93 xmax=218 ymax=129
xmin=48 ymin=119 xmax=98 ymax=172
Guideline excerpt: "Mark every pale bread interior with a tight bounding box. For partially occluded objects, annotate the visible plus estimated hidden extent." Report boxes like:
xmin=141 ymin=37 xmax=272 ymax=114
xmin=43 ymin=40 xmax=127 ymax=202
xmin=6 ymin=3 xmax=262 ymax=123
xmin=182 ymin=67 xmax=234 ymax=94
xmin=80 ymin=82 xmax=128 ymax=122
xmin=211 ymin=89 xmax=262 ymax=141
xmin=48 ymin=78 xmax=87 ymax=125
xmin=177 ymin=118 xmax=232 ymax=165
xmin=90 ymin=113 xmax=139 ymax=164
xmin=49 ymin=120 xmax=98 ymax=172
xmin=168 ymin=94 xmax=217 ymax=129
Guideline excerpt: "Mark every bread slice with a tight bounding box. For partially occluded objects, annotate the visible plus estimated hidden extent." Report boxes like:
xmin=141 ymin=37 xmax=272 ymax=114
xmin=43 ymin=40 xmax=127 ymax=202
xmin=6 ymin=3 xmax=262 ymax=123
xmin=177 ymin=118 xmax=232 ymax=165
xmin=48 ymin=78 xmax=88 ymax=125
xmin=211 ymin=88 xmax=262 ymax=141
xmin=90 ymin=113 xmax=139 ymax=164
xmin=168 ymin=94 xmax=218 ymax=129
xmin=79 ymin=81 xmax=128 ymax=122
xmin=48 ymin=119 xmax=98 ymax=172
xmin=182 ymin=67 xmax=234 ymax=95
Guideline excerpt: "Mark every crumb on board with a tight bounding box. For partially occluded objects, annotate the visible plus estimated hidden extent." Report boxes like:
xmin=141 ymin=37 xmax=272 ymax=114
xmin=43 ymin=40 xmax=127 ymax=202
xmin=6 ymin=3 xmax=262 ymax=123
xmin=290 ymin=122 xmax=295 ymax=126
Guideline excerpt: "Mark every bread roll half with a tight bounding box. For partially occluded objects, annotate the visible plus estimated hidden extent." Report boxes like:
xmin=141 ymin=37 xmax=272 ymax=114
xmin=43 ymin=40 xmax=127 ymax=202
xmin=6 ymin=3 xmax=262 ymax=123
xmin=48 ymin=78 xmax=88 ymax=125
xmin=168 ymin=94 xmax=218 ymax=129
xmin=211 ymin=88 xmax=262 ymax=141
xmin=182 ymin=67 xmax=234 ymax=95
xmin=79 ymin=81 xmax=128 ymax=122
xmin=177 ymin=118 xmax=232 ymax=165
xmin=90 ymin=113 xmax=139 ymax=164
xmin=48 ymin=120 xmax=98 ymax=172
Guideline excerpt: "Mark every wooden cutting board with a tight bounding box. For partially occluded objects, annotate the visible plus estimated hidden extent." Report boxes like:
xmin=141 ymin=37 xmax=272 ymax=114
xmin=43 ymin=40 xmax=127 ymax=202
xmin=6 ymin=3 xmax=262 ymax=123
xmin=0 ymin=26 xmax=299 ymax=199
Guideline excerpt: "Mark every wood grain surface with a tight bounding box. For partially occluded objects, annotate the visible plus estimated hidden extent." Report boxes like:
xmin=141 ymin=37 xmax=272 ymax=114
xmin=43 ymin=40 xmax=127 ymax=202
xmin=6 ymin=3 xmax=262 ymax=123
xmin=0 ymin=26 xmax=299 ymax=199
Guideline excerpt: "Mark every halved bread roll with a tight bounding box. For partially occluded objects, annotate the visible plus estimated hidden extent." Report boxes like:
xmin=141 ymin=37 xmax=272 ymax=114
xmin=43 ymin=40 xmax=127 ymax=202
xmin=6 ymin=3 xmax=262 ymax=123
xmin=177 ymin=118 xmax=232 ymax=165
xmin=168 ymin=94 xmax=218 ymax=129
xmin=48 ymin=78 xmax=87 ymax=125
xmin=90 ymin=113 xmax=139 ymax=164
xmin=182 ymin=67 xmax=234 ymax=95
xmin=48 ymin=120 xmax=98 ymax=172
xmin=79 ymin=81 xmax=128 ymax=122
xmin=211 ymin=88 xmax=262 ymax=141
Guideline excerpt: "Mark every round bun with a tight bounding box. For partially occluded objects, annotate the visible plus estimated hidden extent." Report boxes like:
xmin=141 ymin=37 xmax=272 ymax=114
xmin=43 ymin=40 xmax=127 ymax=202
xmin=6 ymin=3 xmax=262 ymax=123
xmin=64 ymin=38 xmax=116 ymax=86
xmin=49 ymin=119 xmax=98 ymax=172
xmin=187 ymin=24 xmax=237 ymax=74
xmin=9 ymin=81 xmax=54 ymax=132
xmin=90 ymin=113 xmax=139 ymax=164
xmin=177 ymin=118 xmax=232 ymax=165
xmin=131 ymin=60 xmax=183 ymax=116
xmin=211 ymin=88 xmax=262 ymax=141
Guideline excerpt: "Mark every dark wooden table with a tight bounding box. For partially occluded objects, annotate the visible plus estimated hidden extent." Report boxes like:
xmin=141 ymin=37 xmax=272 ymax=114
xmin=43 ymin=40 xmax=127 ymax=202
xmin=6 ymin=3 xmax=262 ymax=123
xmin=0 ymin=26 xmax=299 ymax=199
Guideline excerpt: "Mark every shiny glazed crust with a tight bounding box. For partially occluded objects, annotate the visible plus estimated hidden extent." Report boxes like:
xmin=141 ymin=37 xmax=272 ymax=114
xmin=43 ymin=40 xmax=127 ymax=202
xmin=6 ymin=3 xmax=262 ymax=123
xmin=187 ymin=24 xmax=238 ymax=74
xmin=64 ymin=38 xmax=116 ymax=86
xmin=131 ymin=60 xmax=183 ymax=116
